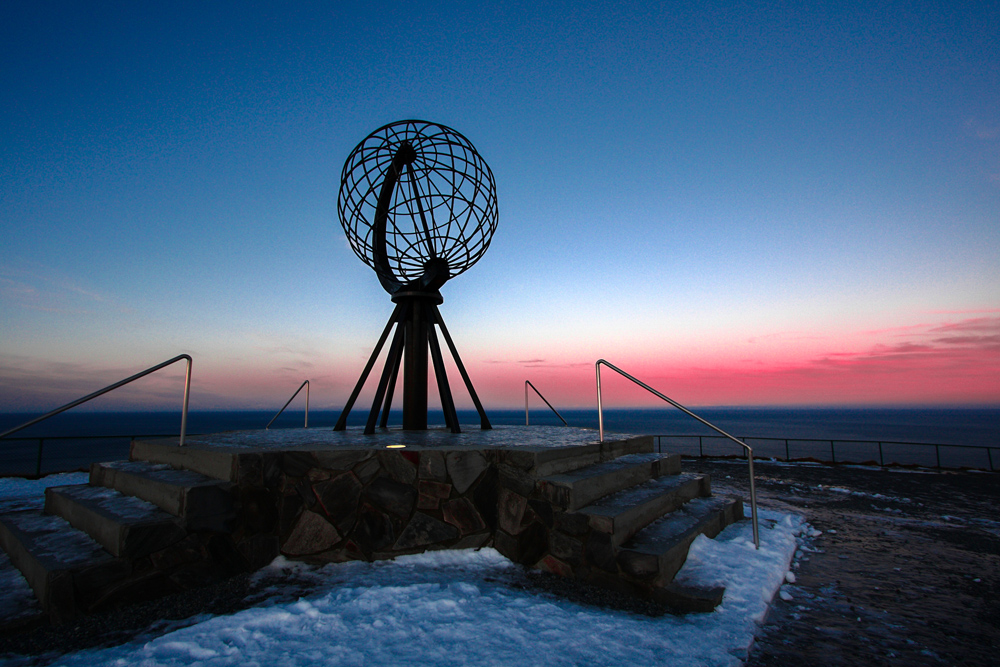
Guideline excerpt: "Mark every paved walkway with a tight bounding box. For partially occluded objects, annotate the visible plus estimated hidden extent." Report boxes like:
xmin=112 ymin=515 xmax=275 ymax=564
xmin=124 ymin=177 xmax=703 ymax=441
xmin=692 ymin=459 xmax=1000 ymax=666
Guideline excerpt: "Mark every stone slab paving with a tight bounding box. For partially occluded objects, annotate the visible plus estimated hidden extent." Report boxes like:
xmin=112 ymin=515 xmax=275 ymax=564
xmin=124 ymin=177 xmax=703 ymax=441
xmin=147 ymin=424 xmax=633 ymax=451
xmin=692 ymin=459 xmax=1000 ymax=667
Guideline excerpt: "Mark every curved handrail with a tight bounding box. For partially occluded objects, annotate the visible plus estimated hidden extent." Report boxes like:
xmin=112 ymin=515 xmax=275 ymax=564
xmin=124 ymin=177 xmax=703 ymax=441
xmin=0 ymin=354 xmax=193 ymax=447
xmin=524 ymin=380 xmax=568 ymax=426
xmin=266 ymin=380 xmax=310 ymax=429
xmin=595 ymin=359 xmax=759 ymax=548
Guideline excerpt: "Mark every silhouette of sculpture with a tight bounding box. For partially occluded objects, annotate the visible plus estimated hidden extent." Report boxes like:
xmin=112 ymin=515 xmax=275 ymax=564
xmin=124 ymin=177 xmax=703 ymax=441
xmin=335 ymin=120 xmax=497 ymax=433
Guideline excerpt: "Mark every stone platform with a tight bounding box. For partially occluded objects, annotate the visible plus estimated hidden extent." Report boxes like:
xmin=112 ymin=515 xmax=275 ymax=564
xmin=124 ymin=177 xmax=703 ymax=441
xmin=0 ymin=426 xmax=743 ymax=622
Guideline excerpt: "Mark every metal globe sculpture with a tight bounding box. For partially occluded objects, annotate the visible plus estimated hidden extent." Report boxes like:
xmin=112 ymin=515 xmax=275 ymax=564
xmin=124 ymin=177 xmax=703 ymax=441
xmin=338 ymin=120 xmax=498 ymax=295
xmin=334 ymin=120 xmax=495 ymax=434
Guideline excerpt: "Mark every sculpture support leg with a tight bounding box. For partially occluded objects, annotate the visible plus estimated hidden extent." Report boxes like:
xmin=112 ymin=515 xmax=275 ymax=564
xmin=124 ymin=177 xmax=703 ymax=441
xmin=335 ymin=303 xmax=404 ymax=430
xmin=379 ymin=343 xmax=402 ymax=429
xmin=402 ymin=300 xmax=429 ymax=430
xmin=428 ymin=323 xmax=460 ymax=433
xmin=366 ymin=321 xmax=406 ymax=435
xmin=336 ymin=295 xmax=490 ymax=432
xmin=432 ymin=305 xmax=492 ymax=430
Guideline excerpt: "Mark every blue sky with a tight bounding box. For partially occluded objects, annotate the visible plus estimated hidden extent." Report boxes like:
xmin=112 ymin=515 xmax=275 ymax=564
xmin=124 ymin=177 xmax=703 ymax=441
xmin=2 ymin=0 xmax=998 ymax=412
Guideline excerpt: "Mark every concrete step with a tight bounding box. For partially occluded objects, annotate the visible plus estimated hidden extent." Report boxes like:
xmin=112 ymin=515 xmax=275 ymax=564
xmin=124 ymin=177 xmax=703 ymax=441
xmin=616 ymin=495 xmax=744 ymax=586
xmin=0 ymin=509 xmax=128 ymax=623
xmin=130 ymin=437 xmax=237 ymax=481
xmin=525 ymin=435 xmax=656 ymax=477
xmin=539 ymin=452 xmax=682 ymax=511
xmin=44 ymin=485 xmax=186 ymax=558
xmin=90 ymin=461 xmax=236 ymax=531
xmin=578 ymin=473 xmax=710 ymax=547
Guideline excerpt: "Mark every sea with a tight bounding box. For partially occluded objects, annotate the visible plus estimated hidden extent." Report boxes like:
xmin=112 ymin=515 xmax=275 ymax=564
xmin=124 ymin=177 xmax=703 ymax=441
xmin=1 ymin=407 xmax=997 ymax=476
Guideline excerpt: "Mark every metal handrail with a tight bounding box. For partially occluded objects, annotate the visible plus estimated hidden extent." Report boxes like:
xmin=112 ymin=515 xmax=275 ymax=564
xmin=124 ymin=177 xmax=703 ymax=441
xmin=595 ymin=359 xmax=759 ymax=548
xmin=524 ymin=380 xmax=568 ymax=426
xmin=0 ymin=354 xmax=193 ymax=448
xmin=266 ymin=380 xmax=310 ymax=429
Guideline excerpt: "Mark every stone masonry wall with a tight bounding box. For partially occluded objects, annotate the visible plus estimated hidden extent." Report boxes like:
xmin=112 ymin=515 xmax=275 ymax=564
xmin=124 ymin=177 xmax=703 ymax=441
xmin=274 ymin=449 xmax=499 ymax=562
xmin=201 ymin=436 xmax=727 ymax=607
xmin=224 ymin=445 xmax=592 ymax=570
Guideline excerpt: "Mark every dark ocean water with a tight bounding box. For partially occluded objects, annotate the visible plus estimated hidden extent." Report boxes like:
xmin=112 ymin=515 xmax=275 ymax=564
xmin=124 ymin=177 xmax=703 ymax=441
xmin=1 ymin=407 xmax=997 ymax=476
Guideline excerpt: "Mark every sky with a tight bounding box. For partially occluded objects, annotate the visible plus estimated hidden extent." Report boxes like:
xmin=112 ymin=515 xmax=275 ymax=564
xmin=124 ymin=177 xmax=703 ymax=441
xmin=2 ymin=0 xmax=998 ymax=414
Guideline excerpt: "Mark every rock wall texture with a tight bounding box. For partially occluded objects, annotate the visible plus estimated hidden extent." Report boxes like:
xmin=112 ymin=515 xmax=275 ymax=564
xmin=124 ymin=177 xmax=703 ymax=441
xmin=221 ymin=438 xmax=684 ymax=590
xmin=133 ymin=435 xmax=736 ymax=611
xmin=274 ymin=449 xmax=497 ymax=562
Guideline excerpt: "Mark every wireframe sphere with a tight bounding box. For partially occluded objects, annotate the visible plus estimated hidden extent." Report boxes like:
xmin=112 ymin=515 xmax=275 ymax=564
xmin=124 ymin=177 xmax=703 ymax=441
xmin=338 ymin=120 xmax=498 ymax=293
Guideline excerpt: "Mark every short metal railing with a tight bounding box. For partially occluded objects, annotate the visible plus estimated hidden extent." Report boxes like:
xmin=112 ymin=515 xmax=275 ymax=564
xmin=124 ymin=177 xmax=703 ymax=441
xmin=266 ymin=380 xmax=310 ymax=429
xmin=595 ymin=359 xmax=759 ymax=548
xmin=0 ymin=354 xmax=193 ymax=475
xmin=654 ymin=434 xmax=999 ymax=472
xmin=524 ymin=380 xmax=568 ymax=426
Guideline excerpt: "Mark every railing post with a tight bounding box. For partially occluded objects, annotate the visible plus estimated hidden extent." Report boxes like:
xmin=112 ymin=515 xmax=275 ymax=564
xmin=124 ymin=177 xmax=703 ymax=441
xmin=179 ymin=356 xmax=192 ymax=446
xmin=525 ymin=382 xmax=529 ymax=426
xmin=699 ymin=435 xmax=703 ymax=457
xmin=785 ymin=438 xmax=789 ymax=461
xmin=596 ymin=363 xmax=605 ymax=442
xmin=988 ymin=448 xmax=994 ymax=472
xmin=747 ymin=454 xmax=757 ymax=544
xmin=830 ymin=440 xmax=836 ymax=463
xmin=878 ymin=442 xmax=884 ymax=467
xmin=935 ymin=444 xmax=941 ymax=470
xmin=524 ymin=381 xmax=568 ymax=427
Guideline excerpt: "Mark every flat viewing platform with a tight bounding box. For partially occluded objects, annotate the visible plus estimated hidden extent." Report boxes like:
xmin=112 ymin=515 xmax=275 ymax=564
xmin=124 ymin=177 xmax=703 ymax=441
xmin=130 ymin=425 xmax=645 ymax=486
xmin=1 ymin=424 xmax=743 ymax=621
xmin=156 ymin=425 xmax=622 ymax=452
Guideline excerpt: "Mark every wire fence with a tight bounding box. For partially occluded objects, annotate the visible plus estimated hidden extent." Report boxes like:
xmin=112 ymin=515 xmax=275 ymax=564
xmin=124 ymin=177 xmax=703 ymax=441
xmin=654 ymin=434 xmax=998 ymax=472
xmin=2 ymin=431 xmax=997 ymax=478
xmin=0 ymin=434 xmax=199 ymax=477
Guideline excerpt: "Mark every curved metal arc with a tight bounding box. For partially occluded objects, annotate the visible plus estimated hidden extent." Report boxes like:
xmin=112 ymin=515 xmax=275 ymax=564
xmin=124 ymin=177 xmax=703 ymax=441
xmin=265 ymin=380 xmax=310 ymax=430
xmin=403 ymin=162 xmax=437 ymax=260
xmin=338 ymin=118 xmax=498 ymax=288
xmin=371 ymin=147 xmax=408 ymax=293
xmin=524 ymin=380 xmax=568 ymax=426
xmin=0 ymin=354 xmax=194 ymax=447
xmin=595 ymin=359 xmax=759 ymax=549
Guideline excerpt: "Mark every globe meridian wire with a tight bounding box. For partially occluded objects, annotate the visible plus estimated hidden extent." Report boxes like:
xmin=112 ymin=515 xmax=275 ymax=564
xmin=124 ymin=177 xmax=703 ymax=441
xmin=338 ymin=120 xmax=498 ymax=293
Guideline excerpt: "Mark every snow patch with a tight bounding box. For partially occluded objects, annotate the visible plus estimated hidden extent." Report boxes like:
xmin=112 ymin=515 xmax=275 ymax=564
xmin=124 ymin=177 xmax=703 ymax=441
xmin=2 ymin=474 xmax=806 ymax=666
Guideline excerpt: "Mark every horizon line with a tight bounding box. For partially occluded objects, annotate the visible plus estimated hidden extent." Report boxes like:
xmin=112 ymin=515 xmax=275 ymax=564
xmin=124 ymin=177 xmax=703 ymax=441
xmin=2 ymin=403 xmax=999 ymax=416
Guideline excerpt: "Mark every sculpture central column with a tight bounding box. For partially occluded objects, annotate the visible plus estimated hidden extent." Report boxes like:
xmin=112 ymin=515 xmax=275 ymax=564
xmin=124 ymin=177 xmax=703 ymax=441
xmin=401 ymin=293 xmax=431 ymax=430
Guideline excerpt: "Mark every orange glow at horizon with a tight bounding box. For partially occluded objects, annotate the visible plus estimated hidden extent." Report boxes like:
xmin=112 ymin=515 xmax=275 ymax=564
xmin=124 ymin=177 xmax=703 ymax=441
xmin=2 ymin=315 xmax=996 ymax=413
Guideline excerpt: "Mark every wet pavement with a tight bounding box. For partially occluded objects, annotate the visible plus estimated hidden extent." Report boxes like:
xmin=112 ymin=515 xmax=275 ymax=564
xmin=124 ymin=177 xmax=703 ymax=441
xmin=691 ymin=459 xmax=1000 ymax=666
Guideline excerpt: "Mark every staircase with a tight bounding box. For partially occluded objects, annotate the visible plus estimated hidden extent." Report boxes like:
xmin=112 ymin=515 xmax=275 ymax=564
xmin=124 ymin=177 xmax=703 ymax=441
xmin=502 ymin=439 xmax=744 ymax=612
xmin=0 ymin=461 xmax=242 ymax=623
xmin=0 ymin=432 xmax=744 ymax=623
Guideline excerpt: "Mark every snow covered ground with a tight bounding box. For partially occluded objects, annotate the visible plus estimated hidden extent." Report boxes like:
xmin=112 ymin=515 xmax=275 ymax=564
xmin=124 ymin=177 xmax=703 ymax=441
xmin=1 ymin=474 xmax=809 ymax=667
xmin=0 ymin=472 xmax=92 ymax=625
